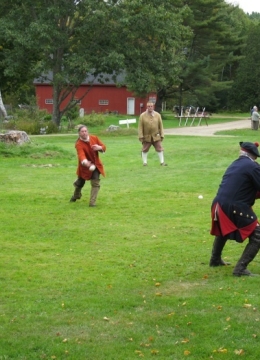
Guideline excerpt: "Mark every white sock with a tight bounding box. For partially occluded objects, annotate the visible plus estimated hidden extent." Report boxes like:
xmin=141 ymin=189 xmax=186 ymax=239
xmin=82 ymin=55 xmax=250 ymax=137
xmin=158 ymin=151 xmax=164 ymax=164
xmin=142 ymin=152 xmax=148 ymax=164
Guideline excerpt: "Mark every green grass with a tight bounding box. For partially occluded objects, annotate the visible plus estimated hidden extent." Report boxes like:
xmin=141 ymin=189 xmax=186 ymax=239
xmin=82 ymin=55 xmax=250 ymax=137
xmin=1 ymin=125 xmax=260 ymax=359
xmin=40 ymin=110 xmax=254 ymax=133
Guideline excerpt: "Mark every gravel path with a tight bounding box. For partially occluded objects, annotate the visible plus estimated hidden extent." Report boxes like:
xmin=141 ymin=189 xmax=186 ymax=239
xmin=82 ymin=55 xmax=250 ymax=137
xmin=164 ymin=119 xmax=251 ymax=136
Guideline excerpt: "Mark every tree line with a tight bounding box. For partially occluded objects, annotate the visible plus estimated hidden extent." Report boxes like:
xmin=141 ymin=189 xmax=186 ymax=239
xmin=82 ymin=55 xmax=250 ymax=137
xmin=0 ymin=0 xmax=259 ymax=125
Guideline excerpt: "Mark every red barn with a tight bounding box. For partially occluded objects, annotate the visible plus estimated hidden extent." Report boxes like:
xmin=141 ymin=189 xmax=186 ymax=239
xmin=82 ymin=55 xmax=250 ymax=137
xmin=34 ymin=73 xmax=156 ymax=116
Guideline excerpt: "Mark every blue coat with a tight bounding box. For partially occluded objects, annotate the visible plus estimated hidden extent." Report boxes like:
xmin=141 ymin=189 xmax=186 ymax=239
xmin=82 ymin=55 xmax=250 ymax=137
xmin=211 ymin=156 xmax=260 ymax=242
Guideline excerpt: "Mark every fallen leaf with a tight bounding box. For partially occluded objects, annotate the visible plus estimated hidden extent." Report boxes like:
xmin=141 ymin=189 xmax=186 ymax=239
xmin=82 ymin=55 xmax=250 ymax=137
xmin=181 ymin=338 xmax=190 ymax=344
xmin=243 ymin=304 xmax=252 ymax=308
xmin=168 ymin=312 xmax=175 ymax=316
xmin=135 ymin=350 xmax=144 ymax=357
xmin=184 ymin=350 xmax=191 ymax=356
xmin=151 ymin=349 xmax=159 ymax=355
xmin=234 ymin=349 xmax=244 ymax=355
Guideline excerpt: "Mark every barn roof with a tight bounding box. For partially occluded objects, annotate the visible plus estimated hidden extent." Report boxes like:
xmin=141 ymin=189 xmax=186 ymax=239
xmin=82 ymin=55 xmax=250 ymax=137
xmin=34 ymin=71 xmax=126 ymax=86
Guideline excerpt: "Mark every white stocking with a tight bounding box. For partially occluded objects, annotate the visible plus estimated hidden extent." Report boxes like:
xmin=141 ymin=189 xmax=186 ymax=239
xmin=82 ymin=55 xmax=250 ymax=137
xmin=142 ymin=152 xmax=148 ymax=164
xmin=158 ymin=151 xmax=164 ymax=164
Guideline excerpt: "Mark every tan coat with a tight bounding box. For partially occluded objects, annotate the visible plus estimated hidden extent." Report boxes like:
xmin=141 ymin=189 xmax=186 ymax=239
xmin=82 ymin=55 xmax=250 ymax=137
xmin=75 ymin=135 xmax=106 ymax=180
xmin=138 ymin=110 xmax=164 ymax=142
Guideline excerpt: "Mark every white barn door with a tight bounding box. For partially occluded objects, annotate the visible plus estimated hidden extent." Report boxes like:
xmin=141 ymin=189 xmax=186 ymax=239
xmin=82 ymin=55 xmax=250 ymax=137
xmin=127 ymin=97 xmax=135 ymax=115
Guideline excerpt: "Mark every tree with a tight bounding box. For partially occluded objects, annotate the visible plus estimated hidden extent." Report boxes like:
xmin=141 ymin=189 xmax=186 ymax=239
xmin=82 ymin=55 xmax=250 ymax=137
xmin=128 ymin=0 xmax=246 ymax=113
xmin=0 ymin=1 xmax=37 ymax=105
xmin=111 ymin=0 xmax=191 ymax=112
xmin=0 ymin=0 xmax=187 ymax=123
xmin=228 ymin=21 xmax=260 ymax=111
xmin=0 ymin=0 xmax=126 ymax=125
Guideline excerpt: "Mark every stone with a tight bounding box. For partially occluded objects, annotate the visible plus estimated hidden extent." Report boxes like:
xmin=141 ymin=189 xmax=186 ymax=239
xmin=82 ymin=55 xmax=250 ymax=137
xmin=0 ymin=130 xmax=30 ymax=144
xmin=106 ymin=124 xmax=120 ymax=132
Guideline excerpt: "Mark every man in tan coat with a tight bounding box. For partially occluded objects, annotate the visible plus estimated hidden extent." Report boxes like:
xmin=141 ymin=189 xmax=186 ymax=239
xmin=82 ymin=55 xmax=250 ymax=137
xmin=138 ymin=102 xmax=167 ymax=166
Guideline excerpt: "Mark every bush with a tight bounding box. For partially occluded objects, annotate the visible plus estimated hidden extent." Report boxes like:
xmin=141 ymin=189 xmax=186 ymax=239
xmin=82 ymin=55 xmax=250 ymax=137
xmin=14 ymin=107 xmax=49 ymax=122
xmin=44 ymin=121 xmax=59 ymax=134
xmin=65 ymin=104 xmax=80 ymax=120
xmin=2 ymin=119 xmax=58 ymax=135
xmin=81 ymin=111 xmax=105 ymax=127
xmin=15 ymin=120 xmax=42 ymax=135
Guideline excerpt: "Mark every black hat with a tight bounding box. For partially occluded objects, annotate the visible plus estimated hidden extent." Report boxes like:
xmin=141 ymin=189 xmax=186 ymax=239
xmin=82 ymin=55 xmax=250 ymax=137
xmin=239 ymin=141 xmax=260 ymax=157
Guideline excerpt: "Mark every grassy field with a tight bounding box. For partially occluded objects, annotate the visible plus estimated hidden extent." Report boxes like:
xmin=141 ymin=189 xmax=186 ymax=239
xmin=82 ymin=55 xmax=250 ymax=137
xmin=55 ymin=111 xmax=251 ymax=134
xmin=1 ymin=116 xmax=260 ymax=359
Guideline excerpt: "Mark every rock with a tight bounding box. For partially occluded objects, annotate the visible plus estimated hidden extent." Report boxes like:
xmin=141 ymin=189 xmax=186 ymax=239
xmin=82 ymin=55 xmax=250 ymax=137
xmin=0 ymin=130 xmax=30 ymax=144
xmin=106 ymin=125 xmax=120 ymax=132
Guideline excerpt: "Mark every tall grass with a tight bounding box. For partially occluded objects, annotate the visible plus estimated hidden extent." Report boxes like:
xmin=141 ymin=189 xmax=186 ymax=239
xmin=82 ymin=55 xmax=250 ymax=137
xmin=1 ymin=128 xmax=260 ymax=359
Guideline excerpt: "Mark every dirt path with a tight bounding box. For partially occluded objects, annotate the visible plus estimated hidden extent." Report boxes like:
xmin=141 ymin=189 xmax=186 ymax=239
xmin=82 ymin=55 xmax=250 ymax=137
xmin=164 ymin=119 xmax=251 ymax=136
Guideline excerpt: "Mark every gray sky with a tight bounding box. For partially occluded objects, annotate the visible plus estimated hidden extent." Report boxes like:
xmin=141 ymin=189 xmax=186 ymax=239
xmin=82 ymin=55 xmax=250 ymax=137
xmin=226 ymin=0 xmax=260 ymax=14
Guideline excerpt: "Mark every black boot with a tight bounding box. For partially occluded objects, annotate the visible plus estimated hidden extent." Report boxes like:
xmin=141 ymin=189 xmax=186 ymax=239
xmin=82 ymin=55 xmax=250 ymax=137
xmin=70 ymin=179 xmax=84 ymax=202
xmin=209 ymin=236 xmax=231 ymax=267
xmin=233 ymin=231 xmax=260 ymax=276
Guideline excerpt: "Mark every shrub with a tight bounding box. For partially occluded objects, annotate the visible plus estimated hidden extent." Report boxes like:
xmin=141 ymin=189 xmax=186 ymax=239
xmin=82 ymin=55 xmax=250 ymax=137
xmin=65 ymin=104 xmax=80 ymax=121
xmin=44 ymin=121 xmax=59 ymax=134
xmin=81 ymin=111 xmax=105 ymax=126
xmin=15 ymin=120 xmax=42 ymax=135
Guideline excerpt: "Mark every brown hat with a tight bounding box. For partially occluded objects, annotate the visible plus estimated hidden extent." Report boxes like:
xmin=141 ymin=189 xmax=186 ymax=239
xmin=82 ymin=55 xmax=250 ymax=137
xmin=239 ymin=141 xmax=260 ymax=157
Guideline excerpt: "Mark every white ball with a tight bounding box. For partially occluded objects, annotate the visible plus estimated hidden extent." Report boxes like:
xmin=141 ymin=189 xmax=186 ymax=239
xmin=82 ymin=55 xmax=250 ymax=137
xmin=198 ymin=195 xmax=203 ymax=199
xmin=89 ymin=164 xmax=96 ymax=171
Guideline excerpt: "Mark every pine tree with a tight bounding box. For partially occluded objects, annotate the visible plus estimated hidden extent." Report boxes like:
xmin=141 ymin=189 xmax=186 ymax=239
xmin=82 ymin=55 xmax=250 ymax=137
xmin=228 ymin=22 xmax=260 ymax=111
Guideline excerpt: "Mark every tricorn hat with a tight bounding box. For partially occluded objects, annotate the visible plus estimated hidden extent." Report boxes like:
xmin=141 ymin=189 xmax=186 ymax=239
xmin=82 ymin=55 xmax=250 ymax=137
xmin=239 ymin=141 xmax=260 ymax=157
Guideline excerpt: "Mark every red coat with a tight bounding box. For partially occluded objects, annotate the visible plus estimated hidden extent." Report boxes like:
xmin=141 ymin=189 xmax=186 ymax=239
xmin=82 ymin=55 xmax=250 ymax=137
xmin=75 ymin=135 xmax=106 ymax=180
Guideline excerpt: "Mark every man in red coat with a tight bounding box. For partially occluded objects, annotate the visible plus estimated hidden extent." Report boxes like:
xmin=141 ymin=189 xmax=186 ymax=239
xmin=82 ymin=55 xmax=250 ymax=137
xmin=210 ymin=141 xmax=260 ymax=276
xmin=70 ymin=125 xmax=106 ymax=207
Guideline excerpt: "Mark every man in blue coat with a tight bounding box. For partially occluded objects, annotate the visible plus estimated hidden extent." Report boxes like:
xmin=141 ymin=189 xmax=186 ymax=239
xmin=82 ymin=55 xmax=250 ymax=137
xmin=210 ymin=141 xmax=260 ymax=276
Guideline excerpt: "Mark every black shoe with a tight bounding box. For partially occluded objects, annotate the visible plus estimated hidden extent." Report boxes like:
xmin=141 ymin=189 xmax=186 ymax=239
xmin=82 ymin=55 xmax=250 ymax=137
xmin=70 ymin=196 xmax=76 ymax=202
xmin=210 ymin=258 xmax=231 ymax=267
xmin=233 ymin=269 xmax=258 ymax=277
xmin=89 ymin=204 xmax=96 ymax=207
xmin=161 ymin=162 xmax=168 ymax=166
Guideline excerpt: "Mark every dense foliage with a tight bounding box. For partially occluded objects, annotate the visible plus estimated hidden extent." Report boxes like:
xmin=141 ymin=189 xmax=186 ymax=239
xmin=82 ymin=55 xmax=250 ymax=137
xmin=228 ymin=22 xmax=260 ymax=111
xmin=0 ymin=0 xmax=259 ymax=121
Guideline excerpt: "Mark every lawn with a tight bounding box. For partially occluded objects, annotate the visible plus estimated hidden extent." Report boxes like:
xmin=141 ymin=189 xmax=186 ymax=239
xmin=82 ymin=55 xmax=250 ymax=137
xmin=55 ymin=110 xmax=251 ymax=134
xmin=1 ymin=117 xmax=260 ymax=359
